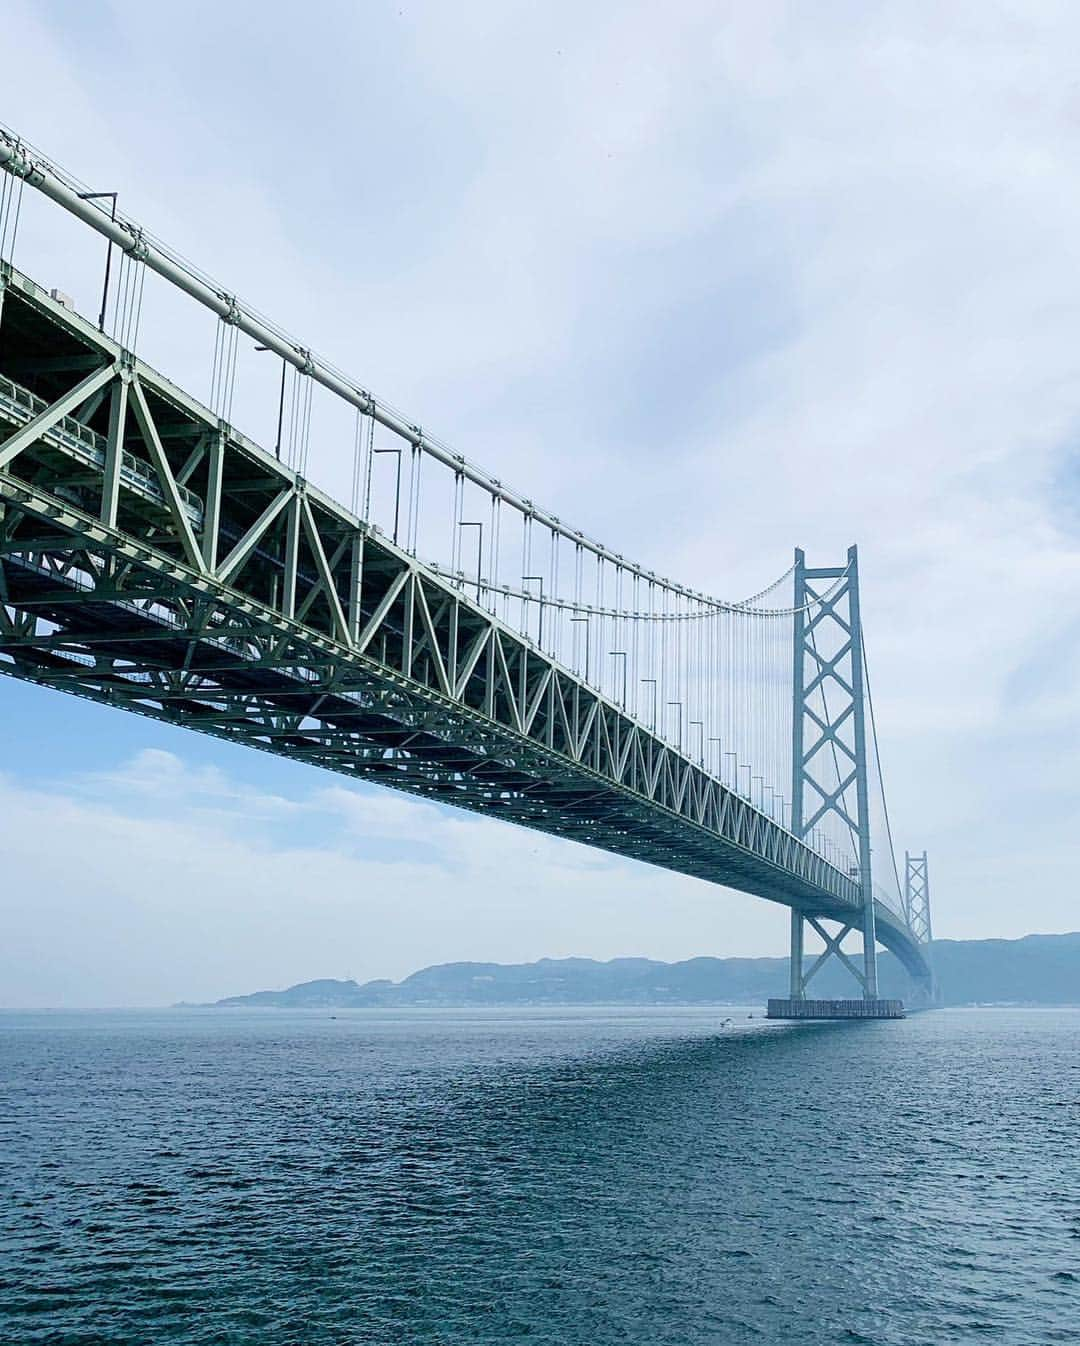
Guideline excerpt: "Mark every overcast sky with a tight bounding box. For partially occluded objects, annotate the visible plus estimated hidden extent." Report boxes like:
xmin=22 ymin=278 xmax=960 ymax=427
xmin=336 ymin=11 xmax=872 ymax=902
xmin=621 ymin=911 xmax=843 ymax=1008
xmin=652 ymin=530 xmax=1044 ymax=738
xmin=2 ymin=0 xmax=1079 ymax=1006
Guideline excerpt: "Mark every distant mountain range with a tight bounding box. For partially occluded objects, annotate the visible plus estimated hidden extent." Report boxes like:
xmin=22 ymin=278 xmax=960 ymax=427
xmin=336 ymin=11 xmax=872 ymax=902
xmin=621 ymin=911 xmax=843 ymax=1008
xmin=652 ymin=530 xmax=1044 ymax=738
xmin=185 ymin=932 xmax=1080 ymax=1008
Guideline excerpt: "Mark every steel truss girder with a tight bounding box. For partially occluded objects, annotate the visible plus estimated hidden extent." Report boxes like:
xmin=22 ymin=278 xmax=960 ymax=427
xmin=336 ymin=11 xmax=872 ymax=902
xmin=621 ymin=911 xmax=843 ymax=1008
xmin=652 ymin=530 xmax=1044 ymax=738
xmin=0 ymin=487 xmax=852 ymax=908
xmin=0 ymin=265 xmax=932 ymax=980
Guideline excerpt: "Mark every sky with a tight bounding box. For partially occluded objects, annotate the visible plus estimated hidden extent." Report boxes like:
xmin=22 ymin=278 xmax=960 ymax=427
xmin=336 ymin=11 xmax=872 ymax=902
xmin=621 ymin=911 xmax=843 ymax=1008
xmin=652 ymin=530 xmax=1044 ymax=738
xmin=2 ymin=0 xmax=1079 ymax=1006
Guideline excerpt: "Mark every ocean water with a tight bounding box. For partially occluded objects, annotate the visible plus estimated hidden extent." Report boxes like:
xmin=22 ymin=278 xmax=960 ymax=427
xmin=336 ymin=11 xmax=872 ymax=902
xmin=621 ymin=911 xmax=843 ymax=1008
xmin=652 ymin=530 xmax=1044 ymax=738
xmin=0 ymin=1006 xmax=1077 ymax=1345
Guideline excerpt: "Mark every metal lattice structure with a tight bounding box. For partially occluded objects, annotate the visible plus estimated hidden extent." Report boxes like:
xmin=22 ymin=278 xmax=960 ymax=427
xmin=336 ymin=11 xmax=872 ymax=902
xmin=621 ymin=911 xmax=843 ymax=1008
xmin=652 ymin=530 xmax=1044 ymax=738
xmin=904 ymin=851 xmax=933 ymax=945
xmin=788 ymin=546 xmax=883 ymax=998
xmin=0 ymin=128 xmax=936 ymax=996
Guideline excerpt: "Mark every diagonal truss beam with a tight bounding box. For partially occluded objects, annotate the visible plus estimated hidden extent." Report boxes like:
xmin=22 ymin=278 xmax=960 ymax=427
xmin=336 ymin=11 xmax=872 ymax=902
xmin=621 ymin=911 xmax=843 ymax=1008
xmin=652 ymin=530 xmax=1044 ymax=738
xmin=128 ymin=377 xmax=205 ymax=573
xmin=0 ymin=362 xmax=117 ymax=470
xmin=803 ymin=917 xmax=867 ymax=990
xmin=216 ymin=486 xmax=293 ymax=585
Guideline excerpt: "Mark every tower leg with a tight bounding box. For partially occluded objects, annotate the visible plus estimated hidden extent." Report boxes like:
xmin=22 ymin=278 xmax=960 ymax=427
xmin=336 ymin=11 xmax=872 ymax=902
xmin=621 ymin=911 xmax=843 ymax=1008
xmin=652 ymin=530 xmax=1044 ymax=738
xmin=861 ymin=892 xmax=878 ymax=999
xmin=789 ymin=909 xmax=805 ymax=999
xmin=846 ymin=544 xmax=878 ymax=1001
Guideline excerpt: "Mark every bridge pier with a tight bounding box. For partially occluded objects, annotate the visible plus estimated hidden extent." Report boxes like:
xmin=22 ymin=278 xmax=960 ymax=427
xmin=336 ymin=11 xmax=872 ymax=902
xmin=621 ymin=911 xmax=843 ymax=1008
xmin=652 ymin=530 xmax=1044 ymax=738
xmin=789 ymin=909 xmax=805 ymax=999
xmin=767 ymin=997 xmax=905 ymax=1020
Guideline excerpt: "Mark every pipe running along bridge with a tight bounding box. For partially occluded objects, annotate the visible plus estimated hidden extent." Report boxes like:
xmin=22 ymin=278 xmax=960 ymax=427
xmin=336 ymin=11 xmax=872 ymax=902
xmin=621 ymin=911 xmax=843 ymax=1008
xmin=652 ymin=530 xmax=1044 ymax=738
xmin=0 ymin=129 xmax=934 ymax=1006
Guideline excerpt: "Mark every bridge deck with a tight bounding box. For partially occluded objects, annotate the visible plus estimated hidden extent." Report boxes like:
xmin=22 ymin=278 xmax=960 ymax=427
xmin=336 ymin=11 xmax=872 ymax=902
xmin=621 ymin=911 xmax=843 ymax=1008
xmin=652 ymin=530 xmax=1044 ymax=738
xmin=0 ymin=260 xmax=930 ymax=984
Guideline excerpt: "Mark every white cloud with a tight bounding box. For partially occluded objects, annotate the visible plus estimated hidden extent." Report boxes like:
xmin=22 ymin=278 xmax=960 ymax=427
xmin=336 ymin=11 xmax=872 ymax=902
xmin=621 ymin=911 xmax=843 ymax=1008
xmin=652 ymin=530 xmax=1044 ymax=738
xmin=0 ymin=750 xmax=789 ymax=1007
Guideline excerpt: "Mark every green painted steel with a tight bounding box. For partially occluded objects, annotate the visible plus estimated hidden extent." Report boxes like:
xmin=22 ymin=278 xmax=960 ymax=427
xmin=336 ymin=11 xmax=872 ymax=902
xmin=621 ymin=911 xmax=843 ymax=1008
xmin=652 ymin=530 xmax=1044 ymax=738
xmin=0 ymin=263 xmax=932 ymax=986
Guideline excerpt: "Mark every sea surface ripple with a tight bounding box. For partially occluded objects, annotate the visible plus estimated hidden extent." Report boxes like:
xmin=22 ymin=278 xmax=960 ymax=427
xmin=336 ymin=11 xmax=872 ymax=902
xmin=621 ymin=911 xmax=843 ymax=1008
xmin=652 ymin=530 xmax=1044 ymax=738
xmin=1 ymin=1006 xmax=1078 ymax=1344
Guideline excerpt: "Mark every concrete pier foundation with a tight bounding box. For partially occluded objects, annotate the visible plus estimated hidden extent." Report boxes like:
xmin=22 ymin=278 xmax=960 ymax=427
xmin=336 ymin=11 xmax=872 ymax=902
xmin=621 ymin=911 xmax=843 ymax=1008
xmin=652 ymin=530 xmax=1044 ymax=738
xmin=766 ymin=998 xmax=905 ymax=1020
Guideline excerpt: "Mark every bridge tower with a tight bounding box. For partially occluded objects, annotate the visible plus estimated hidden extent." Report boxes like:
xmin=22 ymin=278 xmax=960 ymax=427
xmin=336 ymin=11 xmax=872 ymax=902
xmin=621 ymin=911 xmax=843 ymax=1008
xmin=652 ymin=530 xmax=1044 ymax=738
xmin=904 ymin=851 xmax=933 ymax=943
xmin=903 ymin=851 xmax=937 ymax=1005
xmin=788 ymin=545 xmax=879 ymax=1001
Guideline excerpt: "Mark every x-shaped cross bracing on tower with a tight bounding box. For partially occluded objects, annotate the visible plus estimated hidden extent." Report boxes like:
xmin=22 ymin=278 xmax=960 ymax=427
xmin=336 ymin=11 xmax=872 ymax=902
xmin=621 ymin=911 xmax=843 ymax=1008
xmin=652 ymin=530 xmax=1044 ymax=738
xmin=789 ymin=547 xmax=880 ymax=999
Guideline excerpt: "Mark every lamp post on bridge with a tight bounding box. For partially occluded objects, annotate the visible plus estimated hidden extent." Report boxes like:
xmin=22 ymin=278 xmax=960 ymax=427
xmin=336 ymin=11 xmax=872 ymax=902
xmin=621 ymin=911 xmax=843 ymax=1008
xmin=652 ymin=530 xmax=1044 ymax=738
xmin=255 ymin=346 xmax=286 ymax=461
xmin=373 ymin=446 xmax=402 ymax=544
xmin=609 ymin=650 xmax=627 ymax=708
xmin=522 ymin=575 xmax=544 ymax=647
xmin=666 ymin=700 xmax=683 ymax=752
xmin=571 ymin=614 xmax=590 ymax=682
xmin=458 ymin=521 xmax=483 ymax=601
xmin=640 ymin=677 xmax=657 ymax=731
xmin=707 ymin=736 xmax=721 ymax=778
xmin=76 ymin=190 xmax=117 ymax=332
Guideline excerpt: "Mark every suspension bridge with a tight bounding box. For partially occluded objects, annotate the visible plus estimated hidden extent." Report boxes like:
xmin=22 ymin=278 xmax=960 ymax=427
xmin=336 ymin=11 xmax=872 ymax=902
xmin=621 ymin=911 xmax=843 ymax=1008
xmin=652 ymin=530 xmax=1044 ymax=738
xmin=0 ymin=128 xmax=934 ymax=1010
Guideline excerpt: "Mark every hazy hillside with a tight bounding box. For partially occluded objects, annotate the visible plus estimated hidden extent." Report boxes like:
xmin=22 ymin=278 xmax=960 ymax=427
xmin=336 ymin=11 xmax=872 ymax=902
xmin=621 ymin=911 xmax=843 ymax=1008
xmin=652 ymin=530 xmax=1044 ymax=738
xmin=188 ymin=932 xmax=1080 ymax=1008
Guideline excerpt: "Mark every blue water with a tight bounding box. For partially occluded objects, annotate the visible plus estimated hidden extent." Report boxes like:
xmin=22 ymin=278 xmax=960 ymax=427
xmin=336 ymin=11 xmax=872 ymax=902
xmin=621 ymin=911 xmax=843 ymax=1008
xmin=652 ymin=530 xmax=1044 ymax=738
xmin=1 ymin=1007 xmax=1077 ymax=1344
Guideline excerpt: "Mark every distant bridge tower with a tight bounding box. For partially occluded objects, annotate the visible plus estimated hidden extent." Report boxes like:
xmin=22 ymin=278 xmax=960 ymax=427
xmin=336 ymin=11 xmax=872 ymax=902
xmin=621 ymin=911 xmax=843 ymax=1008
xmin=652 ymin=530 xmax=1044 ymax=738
xmin=788 ymin=545 xmax=878 ymax=1000
xmin=904 ymin=851 xmax=933 ymax=944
